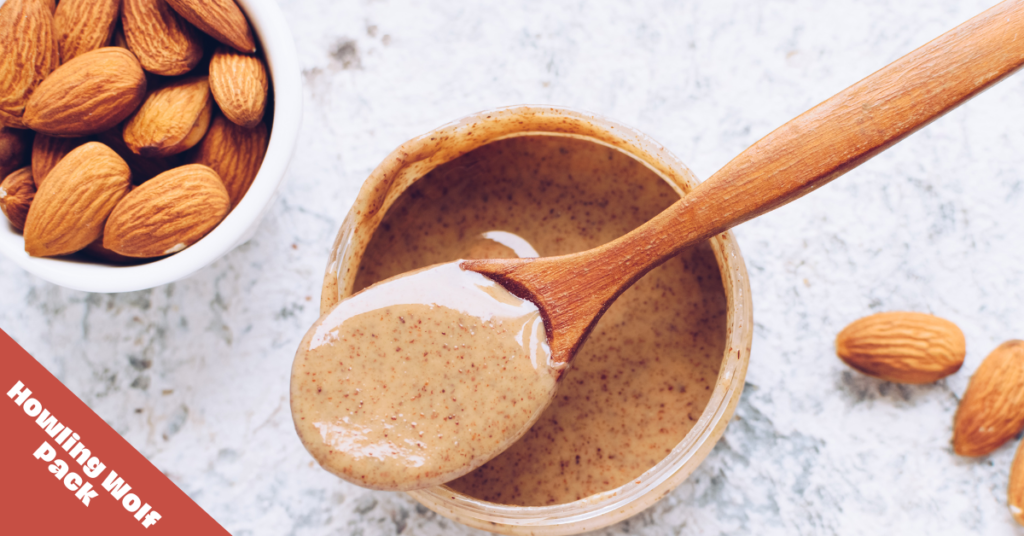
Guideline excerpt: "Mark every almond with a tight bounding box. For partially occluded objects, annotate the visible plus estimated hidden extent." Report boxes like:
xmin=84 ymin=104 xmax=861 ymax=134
xmin=953 ymin=340 xmax=1024 ymax=457
xmin=82 ymin=236 xmax=144 ymax=265
xmin=122 ymin=0 xmax=204 ymax=76
xmin=104 ymin=164 xmax=229 ymax=257
xmin=1010 ymin=439 xmax=1024 ymax=525
xmin=192 ymin=114 xmax=267 ymax=207
xmin=123 ymin=76 xmax=213 ymax=158
xmin=95 ymin=128 xmax=181 ymax=184
xmin=0 ymin=126 xmax=33 ymax=181
xmin=31 ymin=134 xmax=87 ymax=188
xmin=0 ymin=0 xmax=59 ymax=128
xmin=835 ymin=312 xmax=965 ymax=384
xmin=23 ymin=47 xmax=147 ymax=137
xmin=23 ymin=142 xmax=131 ymax=256
xmin=53 ymin=0 xmax=121 ymax=63
xmin=209 ymin=46 xmax=269 ymax=128
xmin=0 ymin=167 xmax=36 ymax=230
xmin=164 ymin=0 xmax=256 ymax=54
xmin=42 ymin=0 xmax=56 ymax=14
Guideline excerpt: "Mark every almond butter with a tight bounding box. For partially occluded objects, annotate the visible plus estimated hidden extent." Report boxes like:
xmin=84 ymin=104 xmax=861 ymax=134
xmin=0 ymin=0 xmax=59 ymax=128
xmin=53 ymin=0 xmax=121 ymax=63
xmin=123 ymin=76 xmax=213 ymax=158
xmin=0 ymin=167 xmax=36 ymax=230
xmin=209 ymin=46 xmax=269 ymax=128
xmin=164 ymin=0 xmax=256 ymax=54
xmin=23 ymin=47 xmax=147 ymax=137
xmin=31 ymin=134 xmax=87 ymax=188
xmin=192 ymin=114 xmax=267 ymax=207
xmin=953 ymin=340 xmax=1024 ymax=457
xmin=104 ymin=164 xmax=229 ymax=257
xmin=23 ymin=141 xmax=131 ymax=256
xmin=835 ymin=312 xmax=965 ymax=384
xmin=1010 ymin=438 xmax=1024 ymax=526
xmin=122 ymin=0 xmax=204 ymax=76
xmin=0 ymin=126 xmax=33 ymax=181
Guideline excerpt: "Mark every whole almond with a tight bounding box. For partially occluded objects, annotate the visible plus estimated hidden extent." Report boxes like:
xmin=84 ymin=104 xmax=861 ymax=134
xmin=209 ymin=46 xmax=269 ymax=128
xmin=42 ymin=0 xmax=56 ymax=14
xmin=0 ymin=0 xmax=59 ymax=128
xmin=23 ymin=142 xmax=131 ymax=256
xmin=835 ymin=312 xmax=965 ymax=384
xmin=54 ymin=0 xmax=121 ymax=63
xmin=122 ymin=0 xmax=204 ymax=76
xmin=0 ymin=126 xmax=33 ymax=181
xmin=1009 ymin=438 xmax=1024 ymax=525
xmin=164 ymin=0 xmax=256 ymax=54
xmin=0 ymin=167 xmax=36 ymax=230
xmin=32 ymin=134 xmax=87 ymax=187
xmin=953 ymin=340 xmax=1024 ymax=457
xmin=192 ymin=115 xmax=268 ymax=207
xmin=82 ymin=236 xmax=143 ymax=265
xmin=124 ymin=76 xmax=213 ymax=158
xmin=104 ymin=164 xmax=229 ymax=257
xmin=24 ymin=47 xmax=147 ymax=137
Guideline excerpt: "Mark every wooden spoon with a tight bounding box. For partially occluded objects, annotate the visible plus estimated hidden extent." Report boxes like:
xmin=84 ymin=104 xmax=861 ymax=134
xmin=464 ymin=0 xmax=1024 ymax=369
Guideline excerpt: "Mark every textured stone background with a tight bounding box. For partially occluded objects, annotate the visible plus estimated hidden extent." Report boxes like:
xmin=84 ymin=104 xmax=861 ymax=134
xmin=2 ymin=0 xmax=1024 ymax=534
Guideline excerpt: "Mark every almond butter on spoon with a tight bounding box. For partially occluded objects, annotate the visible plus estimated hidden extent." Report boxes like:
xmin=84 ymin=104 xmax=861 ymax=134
xmin=292 ymin=0 xmax=1024 ymax=491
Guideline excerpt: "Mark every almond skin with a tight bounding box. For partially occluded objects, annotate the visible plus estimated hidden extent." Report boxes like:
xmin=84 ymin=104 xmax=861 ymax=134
xmin=0 ymin=126 xmax=33 ymax=181
xmin=0 ymin=167 xmax=36 ymax=230
xmin=953 ymin=340 xmax=1024 ymax=457
xmin=23 ymin=142 xmax=131 ymax=256
xmin=53 ymin=0 xmax=122 ymax=63
xmin=1010 ymin=438 xmax=1024 ymax=525
xmin=24 ymin=47 xmax=147 ymax=137
xmin=122 ymin=0 xmax=204 ymax=76
xmin=0 ymin=0 xmax=59 ymax=128
xmin=192 ymin=115 xmax=268 ymax=207
xmin=209 ymin=46 xmax=269 ymax=128
xmin=31 ymin=134 xmax=87 ymax=188
xmin=835 ymin=312 xmax=965 ymax=384
xmin=104 ymin=164 xmax=229 ymax=257
xmin=164 ymin=0 xmax=256 ymax=54
xmin=124 ymin=76 xmax=213 ymax=158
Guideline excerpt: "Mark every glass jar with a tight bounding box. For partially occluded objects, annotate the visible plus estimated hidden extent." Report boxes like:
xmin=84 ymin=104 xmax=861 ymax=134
xmin=320 ymin=105 xmax=753 ymax=535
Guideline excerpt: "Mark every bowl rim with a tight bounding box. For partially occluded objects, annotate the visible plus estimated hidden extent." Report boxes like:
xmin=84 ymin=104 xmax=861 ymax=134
xmin=0 ymin=0 xmax=302 ymax=293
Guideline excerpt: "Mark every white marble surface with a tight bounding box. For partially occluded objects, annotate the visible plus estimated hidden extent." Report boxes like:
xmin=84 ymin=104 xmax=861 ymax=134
xmin=3 ymin=0 xmax=1024 ymax=533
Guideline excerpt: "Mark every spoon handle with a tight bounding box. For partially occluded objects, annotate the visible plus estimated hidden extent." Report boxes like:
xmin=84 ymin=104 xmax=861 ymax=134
xmin=465 ymin=0 xmax=1024 ymax=364
xmin=627 ymin=0 xmax=1024 ymax=272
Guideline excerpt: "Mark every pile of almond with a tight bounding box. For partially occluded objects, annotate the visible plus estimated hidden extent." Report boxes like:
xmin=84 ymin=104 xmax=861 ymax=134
xmin=836 ymin=312 xmax=1024 ymax=525
xmin=0 ymin=0 xmax=270 ymax=262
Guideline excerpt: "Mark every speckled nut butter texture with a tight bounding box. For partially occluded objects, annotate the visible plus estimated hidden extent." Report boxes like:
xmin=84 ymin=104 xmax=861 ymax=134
xmin=356 ymin=135 xmax=728 ymax=506
xmin=291 ymin=262 xmax=558 ymax=491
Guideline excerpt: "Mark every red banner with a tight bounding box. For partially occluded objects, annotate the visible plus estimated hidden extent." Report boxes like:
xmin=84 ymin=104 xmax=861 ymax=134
xmin=0 ymin=328 xmax=230 ymax=535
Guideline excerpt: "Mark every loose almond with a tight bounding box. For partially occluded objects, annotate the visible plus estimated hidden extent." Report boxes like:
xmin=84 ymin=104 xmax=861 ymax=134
xmin=1010 ymin=439 xmax=1024 ymax=525
xmin=122 ymin=0 xmax=204 ymax=76
xmin=0 ymin=126 xmax=33 ymax=181
xmin=124 ymin=76 xmax=213 ymax=158
xmin=192 ymin=115 xmax=267 ymax=207
xmin=0 ymin=167 xmax=36 ymax=230
xmin=31 ymin=134 xmax=87 ymax=188
xmin=209 ymin=46 xmax=269 ymax=128
xmin=0 ymin=0 xmax=59 ymax=128
xmin=23 ymin=47 xmax=147 ymax=137
xmin=82 ymin=236 xmax=143 ymax=265
xmin=23 ymin=142 xmax=131 ymax=256
xmin=953 ymin=340 xmax=1024 ymax=457
xmin=164 ymin=0 xmax=256 ymax=54
xmin=835 ymin=312 xmax=965 ymax=384
xmin=104 ymin=164 xmax=229 ymax=257
xmin=53 ymin=0 xmax=121 ymax=63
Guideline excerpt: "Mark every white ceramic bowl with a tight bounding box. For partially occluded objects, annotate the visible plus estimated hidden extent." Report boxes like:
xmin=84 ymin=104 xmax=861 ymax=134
xmin=0 ymin=0 xmax=302 ymax=293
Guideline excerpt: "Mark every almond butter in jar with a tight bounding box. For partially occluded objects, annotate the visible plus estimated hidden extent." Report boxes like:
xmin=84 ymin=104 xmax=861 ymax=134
xmin=321 ymin=106 xmax=753 ymax=535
